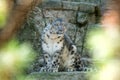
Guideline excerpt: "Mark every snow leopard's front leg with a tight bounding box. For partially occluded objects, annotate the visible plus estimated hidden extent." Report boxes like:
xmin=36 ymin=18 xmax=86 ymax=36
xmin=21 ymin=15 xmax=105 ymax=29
xmin=40 ymin=52 xmax=61 ymax=72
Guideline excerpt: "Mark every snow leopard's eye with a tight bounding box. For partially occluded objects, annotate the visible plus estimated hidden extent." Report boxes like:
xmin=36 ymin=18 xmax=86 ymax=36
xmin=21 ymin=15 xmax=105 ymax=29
xmin=54 ymin=55 xmax=57 ymax=58
xmin=55 ymin=23 xmax=59 ymax=26
xmin=44 ymin=54 xmax=49 ymax=58
xmin=45 ymin=55 xmax=48 ymax=58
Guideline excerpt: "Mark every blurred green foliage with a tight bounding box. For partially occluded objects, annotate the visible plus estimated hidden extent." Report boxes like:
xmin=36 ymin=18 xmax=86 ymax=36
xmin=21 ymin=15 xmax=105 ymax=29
xmin=87 ymin=27 xmax=114 ymax=60
xmin=0 ymin=39 xmax=36 ymax=80
xmin=87 ymin=25 xmax=120 ymax=80
xmin=0 ymin=0 xmax=7 ymax=27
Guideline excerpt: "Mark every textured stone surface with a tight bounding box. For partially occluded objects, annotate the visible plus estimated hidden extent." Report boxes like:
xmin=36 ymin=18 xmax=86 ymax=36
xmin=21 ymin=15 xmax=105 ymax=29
xmin=26 ymin=72 xmax=91 ymax=80
xmin=77 ymin=12 xmax=88 ymax=24
xmin=62 ymin=1 xmax=79 ymax=10
xmin=43 ymin=10 xmax=77 ymax=23
xmin=63 ymin=0 xmax=101 ymax=4
xmin=42 ymin=0 xmax=62 ymax=9
xmin=78 ymin=2 xmax=97 ymax=13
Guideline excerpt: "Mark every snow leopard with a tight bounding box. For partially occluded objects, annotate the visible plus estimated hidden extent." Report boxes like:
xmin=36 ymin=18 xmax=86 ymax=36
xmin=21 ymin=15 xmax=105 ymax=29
xmin=40 ymin=18 xmax=81 ymax=72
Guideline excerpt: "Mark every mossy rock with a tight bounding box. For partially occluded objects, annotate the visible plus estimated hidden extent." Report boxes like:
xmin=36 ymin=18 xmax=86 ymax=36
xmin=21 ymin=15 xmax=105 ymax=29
xmin=26 ymin=72 xmax=92 ymax=80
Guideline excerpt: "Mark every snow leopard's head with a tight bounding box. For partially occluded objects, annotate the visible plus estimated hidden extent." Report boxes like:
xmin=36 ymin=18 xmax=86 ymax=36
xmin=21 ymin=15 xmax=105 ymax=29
xmin=44 ymin=18 xmax=66 ymax=39
xmin=50 ymin=18 xmax=66 ymax=35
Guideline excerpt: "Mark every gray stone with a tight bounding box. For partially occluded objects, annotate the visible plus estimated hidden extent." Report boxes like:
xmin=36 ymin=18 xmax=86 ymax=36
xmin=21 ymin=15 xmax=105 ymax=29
xmin=62 ymin=0 xmax=101 ymax=4
xmin=62 ymin=1 xmax=98 ymax=12
xmin=43 ymin=10 xmax=77 ymax=23
xmin=78 ymin=2 xmax=97 ymax=13
xmin=62 ymin=1 xmax=79 ymax=10
xmin=42 ymin=0 xmax=62 ymax=9
xmin=26 ymin=72 xmax=91 ymax=80
xmin=77 ymin=12 xmax=88 ymax=24
xmin=87 ymin=14 xmax=96 ymax=24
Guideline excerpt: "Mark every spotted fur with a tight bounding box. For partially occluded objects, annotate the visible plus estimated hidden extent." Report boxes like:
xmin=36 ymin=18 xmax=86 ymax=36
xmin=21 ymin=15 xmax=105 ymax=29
xmin=40 ymin=18 xmax=81 ymax=72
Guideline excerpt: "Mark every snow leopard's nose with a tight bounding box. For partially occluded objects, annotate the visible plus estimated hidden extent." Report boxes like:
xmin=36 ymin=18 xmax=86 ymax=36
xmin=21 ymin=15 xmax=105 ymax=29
xmin=59 ymin=28 xmax=62 ymax=32
xmin=58 ymin=26 xmax=63 ymax=31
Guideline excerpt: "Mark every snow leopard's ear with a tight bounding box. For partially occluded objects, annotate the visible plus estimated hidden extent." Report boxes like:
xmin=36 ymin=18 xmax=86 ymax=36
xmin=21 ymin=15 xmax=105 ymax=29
xmin=46 ymin=23 xmax=52 ymax=29
xmin=55 ymin=18 xmax=67 ymax=32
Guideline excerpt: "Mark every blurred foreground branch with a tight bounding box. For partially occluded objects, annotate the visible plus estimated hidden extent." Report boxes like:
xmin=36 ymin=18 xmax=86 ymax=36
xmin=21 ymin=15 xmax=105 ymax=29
xmin=0 ymin=0 xmax=42 ymax=47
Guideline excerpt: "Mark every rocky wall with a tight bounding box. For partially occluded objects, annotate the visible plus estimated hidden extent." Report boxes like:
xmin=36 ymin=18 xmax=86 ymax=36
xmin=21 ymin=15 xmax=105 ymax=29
xmin=26 ymin=72 xmax=91 ymax=80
